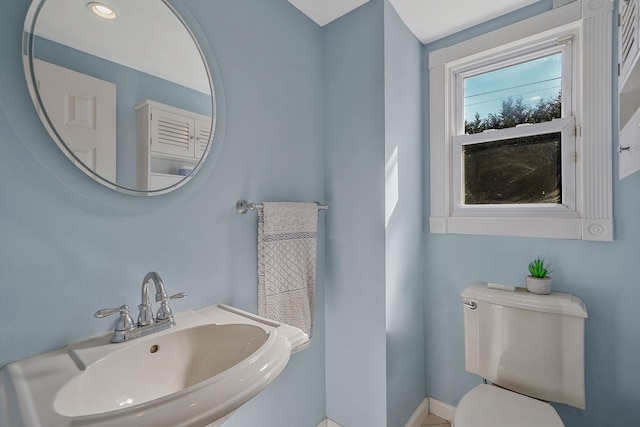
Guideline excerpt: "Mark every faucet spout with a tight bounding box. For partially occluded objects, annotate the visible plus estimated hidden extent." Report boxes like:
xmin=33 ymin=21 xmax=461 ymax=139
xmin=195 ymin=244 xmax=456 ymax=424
xmin=138 ymin=271 xmax=168 ymax=326
xmin=142 ymin=271 xmax=168 ymax=303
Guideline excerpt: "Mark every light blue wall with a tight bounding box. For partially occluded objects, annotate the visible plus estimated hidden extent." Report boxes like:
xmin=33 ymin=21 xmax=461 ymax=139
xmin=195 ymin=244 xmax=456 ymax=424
xmin=383 ymin=2 xmax=426 ymax=427
xmin=323 ymin=0 xmax=388 ymax=425
xmin=0 ymin=1 xmax=326 ymax=426
xmin=423 ymin=1 xmax=640 ymax=426
xmin=323 ymin=2 xmax=429 ymax=425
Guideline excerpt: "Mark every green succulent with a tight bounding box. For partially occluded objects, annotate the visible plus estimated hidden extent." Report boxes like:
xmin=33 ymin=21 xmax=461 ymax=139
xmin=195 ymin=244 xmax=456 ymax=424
xmin=528 ymin=258 xmax=551 ymax=278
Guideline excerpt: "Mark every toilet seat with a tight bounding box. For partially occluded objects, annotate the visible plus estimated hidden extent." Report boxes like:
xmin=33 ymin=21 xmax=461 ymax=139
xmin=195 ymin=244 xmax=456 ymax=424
xmin=453 ymin=384 xmax=564 ymax=427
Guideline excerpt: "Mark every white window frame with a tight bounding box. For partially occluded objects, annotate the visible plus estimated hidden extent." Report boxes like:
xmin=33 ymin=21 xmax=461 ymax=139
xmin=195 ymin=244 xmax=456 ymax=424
xmin=429 ymin=0 xmax=613 ymax=241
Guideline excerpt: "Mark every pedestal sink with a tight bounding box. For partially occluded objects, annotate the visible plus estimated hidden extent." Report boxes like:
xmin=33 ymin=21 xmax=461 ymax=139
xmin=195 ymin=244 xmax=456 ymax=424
xmin=0 ymin=304 xmax=308 ymax=427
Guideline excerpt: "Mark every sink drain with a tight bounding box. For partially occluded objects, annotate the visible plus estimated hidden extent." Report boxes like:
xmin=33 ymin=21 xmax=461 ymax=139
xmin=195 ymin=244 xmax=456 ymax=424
xmin=150 ymin=344 xmax=159 ymax=353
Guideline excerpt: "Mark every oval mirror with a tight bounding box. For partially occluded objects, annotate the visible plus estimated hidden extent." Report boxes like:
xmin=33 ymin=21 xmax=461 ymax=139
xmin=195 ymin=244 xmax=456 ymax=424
xmin=23 ymin=0 xmax=215 ymax=195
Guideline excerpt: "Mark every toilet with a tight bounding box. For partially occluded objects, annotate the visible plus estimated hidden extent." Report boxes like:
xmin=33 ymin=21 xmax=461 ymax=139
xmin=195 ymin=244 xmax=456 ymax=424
xmin=454 ymin=283 xmax=588 ymax=427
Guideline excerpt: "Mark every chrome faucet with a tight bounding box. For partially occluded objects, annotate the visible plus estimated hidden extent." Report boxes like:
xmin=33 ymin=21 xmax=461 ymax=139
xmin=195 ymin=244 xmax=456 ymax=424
xmin=95 ymin=272 xmax=187 ymax=343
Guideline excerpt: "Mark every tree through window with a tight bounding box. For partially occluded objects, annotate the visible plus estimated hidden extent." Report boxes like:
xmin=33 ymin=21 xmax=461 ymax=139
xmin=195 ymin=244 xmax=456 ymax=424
xmin=463 ymin=52 xmax=562 ymax=134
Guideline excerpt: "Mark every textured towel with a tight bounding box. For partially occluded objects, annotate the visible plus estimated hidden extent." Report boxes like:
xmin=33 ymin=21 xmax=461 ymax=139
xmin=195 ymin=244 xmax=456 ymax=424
xmin=258 ymin=202 xmax=317 ymax=352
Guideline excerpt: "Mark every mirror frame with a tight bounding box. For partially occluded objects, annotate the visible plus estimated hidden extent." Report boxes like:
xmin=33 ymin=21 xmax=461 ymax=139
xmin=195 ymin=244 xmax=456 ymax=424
xmin=22 ymin=0 xmax=217 ymax=196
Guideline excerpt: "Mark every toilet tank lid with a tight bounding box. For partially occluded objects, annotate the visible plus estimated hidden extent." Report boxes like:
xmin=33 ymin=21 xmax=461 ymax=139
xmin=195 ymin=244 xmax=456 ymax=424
xmin=462 ymin=282 xmax=587 ymax=318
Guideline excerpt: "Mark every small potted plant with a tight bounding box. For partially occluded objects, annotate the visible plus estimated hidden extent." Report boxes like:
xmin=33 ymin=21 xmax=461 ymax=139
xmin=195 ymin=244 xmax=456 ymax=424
xmin=526 ymin=258 xmax=552 ymax=295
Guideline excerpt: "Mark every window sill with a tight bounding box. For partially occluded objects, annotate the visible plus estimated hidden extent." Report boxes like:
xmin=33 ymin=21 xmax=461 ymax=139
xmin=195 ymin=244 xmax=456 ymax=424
xmin=430 ymin=216 xmax=613 ymax=241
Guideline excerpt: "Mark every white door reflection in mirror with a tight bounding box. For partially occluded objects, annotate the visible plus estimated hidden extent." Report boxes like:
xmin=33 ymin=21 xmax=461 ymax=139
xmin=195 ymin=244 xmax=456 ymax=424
xmin=34 ymin=59 xmax=116 ymax=182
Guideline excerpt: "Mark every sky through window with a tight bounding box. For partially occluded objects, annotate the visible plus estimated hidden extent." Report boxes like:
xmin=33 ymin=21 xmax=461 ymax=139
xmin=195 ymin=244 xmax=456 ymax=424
xmin=463 ymin=53 xmax=562 ymax=122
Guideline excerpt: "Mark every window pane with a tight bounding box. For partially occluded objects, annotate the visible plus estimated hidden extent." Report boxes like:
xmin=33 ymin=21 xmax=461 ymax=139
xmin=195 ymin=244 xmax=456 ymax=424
xmin=463 ymin=132 xmax=562 ymax=205
xmin=464 ymin=53 xmax=562 ymax=134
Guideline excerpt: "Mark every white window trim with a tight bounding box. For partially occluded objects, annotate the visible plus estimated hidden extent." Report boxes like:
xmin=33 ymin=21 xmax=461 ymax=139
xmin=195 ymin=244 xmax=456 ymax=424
xmin=428 ymin=0 xmax=613 ymax=241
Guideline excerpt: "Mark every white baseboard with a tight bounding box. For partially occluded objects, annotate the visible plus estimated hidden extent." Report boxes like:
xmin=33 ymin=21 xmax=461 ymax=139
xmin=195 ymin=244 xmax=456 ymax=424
xmin=404 ymin=398 xmax=430 ymax=427
xmin=319 ymin=398 xmax=454 ymax=427
xmin=428 ymin=397 xmax=456 ymax=422
xmin=316 ymin=418 xmax=342 ymax=427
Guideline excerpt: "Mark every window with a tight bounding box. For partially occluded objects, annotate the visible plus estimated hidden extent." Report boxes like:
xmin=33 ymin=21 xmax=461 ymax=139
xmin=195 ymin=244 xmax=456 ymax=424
xmin=428 ymin=0 xmax=613 ymax=241
xmin=452 ymin=43 xmax=575 ymax=215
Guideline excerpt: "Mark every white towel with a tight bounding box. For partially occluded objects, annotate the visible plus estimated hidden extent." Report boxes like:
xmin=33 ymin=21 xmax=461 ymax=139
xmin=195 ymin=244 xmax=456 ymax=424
xmin=258 ymin=202 xmax=317 ymax=352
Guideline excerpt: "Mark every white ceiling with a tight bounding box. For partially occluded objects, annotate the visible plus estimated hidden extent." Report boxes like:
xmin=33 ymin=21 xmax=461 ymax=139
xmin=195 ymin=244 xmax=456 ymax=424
xmin=287 ymin=0 xmax=370 ymax=26
xmin=32 ymin=0 xmax=210 ymax=94
xmin=289 ymin=0 xmax=541 ymax=44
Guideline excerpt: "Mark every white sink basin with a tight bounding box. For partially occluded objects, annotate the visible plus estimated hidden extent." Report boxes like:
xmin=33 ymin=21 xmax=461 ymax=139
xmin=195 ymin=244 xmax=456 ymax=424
xmin=55 ymin=323 xmax=267 ymax=417
xmin=0 ymin=304 xmax=308 ymax=427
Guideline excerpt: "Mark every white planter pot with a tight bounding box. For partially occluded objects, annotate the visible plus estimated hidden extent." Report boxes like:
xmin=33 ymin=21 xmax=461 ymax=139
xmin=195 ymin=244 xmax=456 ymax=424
xmin=526 ymin=275 xmax=552 ymax=295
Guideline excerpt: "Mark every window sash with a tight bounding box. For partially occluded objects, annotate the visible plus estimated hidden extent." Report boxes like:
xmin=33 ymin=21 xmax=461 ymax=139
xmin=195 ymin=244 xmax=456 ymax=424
xmin=454 ymin=41 xmax=573 ymax=135
xmin=452 ymin=117 xmax=576 ymax=216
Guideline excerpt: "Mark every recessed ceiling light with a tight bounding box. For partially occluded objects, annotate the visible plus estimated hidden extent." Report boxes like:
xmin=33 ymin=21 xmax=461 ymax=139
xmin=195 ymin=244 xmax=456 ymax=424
xmin=87 ymin=2 xmax=117 ymax=20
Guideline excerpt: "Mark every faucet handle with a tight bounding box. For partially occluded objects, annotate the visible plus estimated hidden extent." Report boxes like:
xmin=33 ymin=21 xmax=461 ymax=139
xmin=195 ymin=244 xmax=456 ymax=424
xmin=154 ymin=291 xmax=187 ymax=303
xmin=156 ymin=292 xmax=187 ymax=322
xmin=95 ymin=305 xmax=136 ymax=332
xmin=169 ymin=292 xmax=187 ymax=300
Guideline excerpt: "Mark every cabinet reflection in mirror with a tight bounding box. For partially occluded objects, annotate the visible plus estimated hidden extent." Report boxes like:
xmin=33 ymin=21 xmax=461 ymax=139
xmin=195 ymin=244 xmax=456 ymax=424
xmin=23 ymin=0 xmax=215 ymax=195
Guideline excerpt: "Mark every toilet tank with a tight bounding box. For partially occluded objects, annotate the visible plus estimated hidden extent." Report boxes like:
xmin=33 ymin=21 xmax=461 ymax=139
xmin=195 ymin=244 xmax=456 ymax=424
xmin=461 ymin=283 xmax=588 ymax=409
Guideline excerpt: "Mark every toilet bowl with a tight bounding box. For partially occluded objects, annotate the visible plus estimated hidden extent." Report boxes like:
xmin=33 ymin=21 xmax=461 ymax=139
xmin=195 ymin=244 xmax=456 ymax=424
xmin=456 ymin=283 xmax=587 ymax=426
xmin=453 ymin=384 xmax=563 ymax=427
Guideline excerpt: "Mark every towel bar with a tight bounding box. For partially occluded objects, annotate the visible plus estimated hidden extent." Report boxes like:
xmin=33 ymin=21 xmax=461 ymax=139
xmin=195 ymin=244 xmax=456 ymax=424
xmin=236 ymin=199 xmax=328 ymax=214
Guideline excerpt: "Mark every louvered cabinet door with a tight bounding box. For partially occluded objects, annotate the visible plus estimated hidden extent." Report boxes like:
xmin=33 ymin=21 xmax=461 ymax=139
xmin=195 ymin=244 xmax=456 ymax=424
xmin=136 ymin=100 xmax=212 ymax=191
xmin=195 ymin=117 xmax=212 ymax=159
xmin=620 ymin=0 xmax=639 ymax=89
xmin=149 ymin=107 xmax=196 ymax=158
xmin=619 ymin=0 xmax=640 ymax=179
